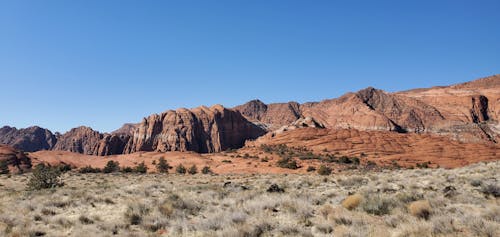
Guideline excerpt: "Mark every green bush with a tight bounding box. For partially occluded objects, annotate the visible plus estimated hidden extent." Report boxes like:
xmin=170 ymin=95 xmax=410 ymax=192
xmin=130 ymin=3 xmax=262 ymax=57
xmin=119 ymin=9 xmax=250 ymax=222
xmin=201 ymin=166 xmax=212 ymax=174
xmin=317 ymin=165 xmax=332 ymax=175
xmin=0 ymin=160 xmax=9 ymax=175
xmin=121 ymin=166 xmax=134 ymax=173
xmin=176 ymin=164 xmax=186 ymax=174
xmin=56 ymin=163 xmax=73 ymax=173
xmin=103 ymin=160 xmax=120 ymax=173
xmin=306 ymin=166 xmax=316 ymax=172
xmin=188 ymin=165 xmax=198 ymax=175
xmin=277 ymin=156 xmax=299 ymax=169
xmin=27 ymin=164 xmax=63 ymax=190
xmin=156 ymin=157 xmax=170 ymax=173
xmin=79 ymin=166 xmax=101 ymax=173
xmin=134 ymin=162 xmax=148 ymax=174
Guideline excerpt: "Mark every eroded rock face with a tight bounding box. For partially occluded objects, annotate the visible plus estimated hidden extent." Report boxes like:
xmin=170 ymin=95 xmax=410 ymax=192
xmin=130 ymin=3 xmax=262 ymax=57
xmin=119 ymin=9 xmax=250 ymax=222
xmin=0 ymin=145 xmax=32 ymax=173
xmin=470 ymin=95 xmax=489 ymax=123
xmin=0 ymin=126 xmax=57 ymax=152
xmin=52 ymin=126 xmax=129 ymax=156
xmin=234 ymin=100 xmax=302 ymax=130
xmin=124 ymin=105 xmax=266 ymax=153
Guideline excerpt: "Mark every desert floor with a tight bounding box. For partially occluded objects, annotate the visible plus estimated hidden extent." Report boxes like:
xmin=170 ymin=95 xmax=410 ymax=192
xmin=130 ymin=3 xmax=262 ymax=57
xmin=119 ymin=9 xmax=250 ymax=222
xmin=0 ymin=161 xmax=498 ymax=237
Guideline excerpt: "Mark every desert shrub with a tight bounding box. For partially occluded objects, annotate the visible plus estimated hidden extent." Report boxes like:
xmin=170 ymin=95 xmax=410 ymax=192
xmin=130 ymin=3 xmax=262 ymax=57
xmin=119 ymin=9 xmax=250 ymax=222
xmin=188 ymin=165 xmax=198 ymax=175
xmin=103 ymin=160 xmax=120 ymax=173
xmin=121 ymin=166 xmax=133 ymax=173
xmin=261 ymin=157 xmax=269 ymax=162
xmin=339 ymin=156 xmax=353 ymax=164
xmin=124 ymin=203 xmax=150 ymax=225
xmin=317 ymin=165 xmax=332 ymax=175
xmin=56 ymin=164 xmax=72 ymax=173
xmin=222 ymin=160 xmax=232 ymax=163
xmin=408 ymin=200 xmax=432 ymax=220
xmin=0 ymin=160 xmax=9 ymax=174
xmin=352 ymin=157 xmax=360 ymax=165
xmin=416 ymin=162 xmax=431 ymax=168
xmin=337 ymin=176 xmax=367 ymax=186
xmin=134 ymin=162 xmax=148 ymax=174
xmin=79 ymin=166 xmax=101 ymax=173
xmin=481 ymin=183 xmax=500 ymax=197
xmin=322 ymin=154 xmax=337 ymax=163
xmin=360 ymin=194 xmax=395 ymax=215
xmin=156 ymin=157 xmax=169 ymax=173
xmin=27 ymin=164 xmax=63 ymax=190
xmin=470 ymin=179 xmax=482 ymax=187
xmin=306 ymin=166 xmax=316 ymax=172
xmin=267 ymin=184 xmax=284 ymax=193
xmin=79 ymin=215 xmax=94 ymax=225
xmin=176 ymin=164 xmax=186 ymax=174
xmin=342 ymin=194 xmax=363 ymax=210
xmin=201 ymin=166 xmax=212 ymax=174
xmin=366 ymin=160 xmax=377 ymax=167
xmin=159 ymin=194 xmax=200 ymax=217
xmin=299 ymin=152 xmax=320 ymax=160
xmin=396 ymin=191 xmax=424 ymax=203
xmin=277 ymin=157 xmax=299 ymax=169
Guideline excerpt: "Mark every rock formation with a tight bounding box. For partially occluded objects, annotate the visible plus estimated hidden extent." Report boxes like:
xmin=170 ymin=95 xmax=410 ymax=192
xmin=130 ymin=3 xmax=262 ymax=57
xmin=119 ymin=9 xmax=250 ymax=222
xmin=124 ymin=105 xmax=267 ymax=153
xmin=0 ymin=126 xmax=57 ymax=152
xmin=52 ymin=126 xmax=130 ymax=156
xmin=236 ymin=75 xmax=499 ymax=144
xmin=0 ymin=145 xmax=32 ymax=173
xmin=272 ymin=117 xmax=325 ymax=136
xmin=470 ymin=95 xmax=489 ymax=123
xmin=234 ymin=100 xmax=302 ymax=130
xmin=111 ymin=123 xmax=138 ymax=136
xmin=1 ymin=74 xmax=498 ymax=156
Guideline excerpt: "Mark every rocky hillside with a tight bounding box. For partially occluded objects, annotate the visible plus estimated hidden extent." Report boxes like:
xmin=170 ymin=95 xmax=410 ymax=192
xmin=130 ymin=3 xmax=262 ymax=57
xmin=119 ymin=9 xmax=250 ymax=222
xmin=0 ymin=145 xmax=32 ymax=173
xmin=0 ymin=126 xmax=57 ymax=152
xmin=124 ymin=105 xmax=266 ymax=153
xmin=236 ymin=75 xmax=500 ymax=144
xmin=234 ymin=100 xmax=302 ymax=130
xmin=52 ymin=126 xmax=129 ymax=156
xmin=0 ymin=75 xmax=498 ymax=155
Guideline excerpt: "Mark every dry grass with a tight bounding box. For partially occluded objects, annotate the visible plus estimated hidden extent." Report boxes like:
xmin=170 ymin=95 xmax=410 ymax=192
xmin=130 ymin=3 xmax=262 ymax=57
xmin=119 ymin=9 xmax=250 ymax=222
xmin=408 ymin=200 xmax=432 ymax=220
xmin=0 ymin=161 xmax=498 ymax=236
xmin=341 ymin=194 xmax=363 ymax=210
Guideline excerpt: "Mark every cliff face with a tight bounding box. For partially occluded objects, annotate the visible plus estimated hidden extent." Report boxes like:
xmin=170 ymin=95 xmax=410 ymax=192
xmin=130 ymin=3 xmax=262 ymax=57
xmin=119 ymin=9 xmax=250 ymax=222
xmin=124 ymin=105 xmax=266 ymax=153
xmin=52 ymin=126 xmax=130 ymax=156
xmin=470 ymin=95 xmax=489 ymax=123
xmin=0 ymin=126 xmax=57 ymax=152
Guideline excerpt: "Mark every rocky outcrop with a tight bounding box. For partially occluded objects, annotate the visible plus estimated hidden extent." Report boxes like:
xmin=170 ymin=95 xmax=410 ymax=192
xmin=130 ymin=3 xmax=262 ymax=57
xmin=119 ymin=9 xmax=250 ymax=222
xmin=354 ymin=87 xmax=445 ymax=132
xmin=52 ymin=126 xmax=129 ymax=156
xmin=470 ymin=95 xmax=489 ymax=123
xmin=124 ymin=105 xmax=266 ymax=153
xmin=111 ymin=123 xmax=138 ymax=136
xmin=0 ymin=145 xmax=32 ymax=173
xmin=272 ymin=117 xmax=325 ymax=136
xmin=0 ymin=126 xmax=57 ymax=152
xmin=234 ymin=100 xmax=302 ymax=130
xmin=96 ymin=134 xmax=130 ymax=156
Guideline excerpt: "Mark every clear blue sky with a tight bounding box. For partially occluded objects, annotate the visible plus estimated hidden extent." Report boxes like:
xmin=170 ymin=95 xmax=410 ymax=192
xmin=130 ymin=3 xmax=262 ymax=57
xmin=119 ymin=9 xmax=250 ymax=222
xmin=0 ymin=0 xmax=499 ymax=133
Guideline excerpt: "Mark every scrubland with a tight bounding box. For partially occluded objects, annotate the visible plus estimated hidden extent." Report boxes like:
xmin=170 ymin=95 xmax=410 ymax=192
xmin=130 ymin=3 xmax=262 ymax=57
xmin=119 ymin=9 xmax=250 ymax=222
xmin=0 ymin=161 xmax=498 ymax=237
